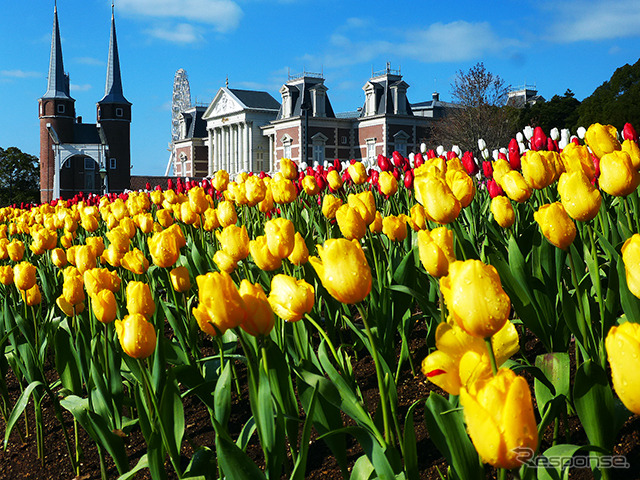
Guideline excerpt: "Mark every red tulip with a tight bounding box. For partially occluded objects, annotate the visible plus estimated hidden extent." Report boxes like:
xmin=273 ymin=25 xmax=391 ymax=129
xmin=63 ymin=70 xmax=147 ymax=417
xmin=333 ymin=158 xmax=342 ymax=172
xmin=369 ymin=170 xmax=379 ymax=186
xmin=403 ymin=169 xmax=414 ymax=189
xmin=547 ymin=138 xmax=559 ymax=152
xmin=482 ymin=160 xmax=493 ymax=178
xmin=414 ymin=152 xmax=425 ymax=167
xmin=624 ymin=123 xmax=638 ymax=142
xmin=377 ymin=154 xmax=392 ymax=172
xmin=447 ymin=151 xmax=457 ymax=160
xmin=532 ymin=127 xmax=546 ymax=151
xmin=487 ymin=179 xmax=504 ymax=198
xmin=392 ymin=151 xmax=404 ymax=167
xmin=461 ymin=152 xmax=479 ymax=176
xmin=426 ymin=149 xmax=436 ymax=159
xmin=167 ymin=178 xmax=174 ymax=190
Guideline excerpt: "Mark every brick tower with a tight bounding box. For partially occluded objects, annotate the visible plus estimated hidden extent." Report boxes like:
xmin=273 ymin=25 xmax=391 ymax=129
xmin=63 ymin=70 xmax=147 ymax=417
xmin=38 ymin=3 xmax=75 ymax=204
xmin=97 ymin=4 xmax=132 ymax=194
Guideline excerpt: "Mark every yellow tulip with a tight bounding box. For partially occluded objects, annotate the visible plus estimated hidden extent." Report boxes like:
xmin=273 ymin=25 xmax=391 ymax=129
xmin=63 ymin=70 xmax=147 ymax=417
xmin=85 ymin=236 xmax=105 ymax=258
xmin=0 ymin=265 xmax=13 ymax=286
xmin=211 ymin=170 xmax=230 ymax=192
xmin=121 ymin=248 xmax=150 ymax=275
xmin=271 ymin=178 xmax=298 ymax=204
xmin=347 ymin=191 xmax=376 ymax=225
xmin=622 ymin=234 xmax=640 ymax=299
xmin=560 ymin=142 xmax=596 ymax=179
xmin=156 ymin=208 xmax=174 ymax=228
xmin=309 ymin=238 xmax=372 ymax=304
xmin=188 ymin=186 xmax=209 ymax=214
xmin=336 ymin=204 xmax=367 ymax=240
xmin=422 ymin=318 xmax=519 ymax=395
xmin=557 ymin=170 xmax=602 ymax=222
xmin=440 ymin=259 xmax=511 ymax=338
xmin=203 ymin=208 xmax=220 ymax=231
xmin=180 ymin=201 xmax=199 ymax=225
xmin=192 ymin=271 xmax=246 ymax=336
xmin=599 ymin=150 xmax=640 ymax=197
xmin=492 ymin=158 xmax=512 ymax=184
xmin=446 ymin=169 xmax=475 ymax=207
xmin=238 ymin=280 xmax=274 ymax=337
xmin=115 ymin=313 xmax=157 ymax=359
xmin=91 ymin=289 xmax=117 ymax=324
xmin=13 ymin=261 xmax=37 ymax=291
xmin=287 ymin=232 xmax=309 ymax=266
xmin=169 ymin=266 xmax=191 ymax=293
xmin=150 ymin=190 xmax=163 ymax=205
xmin=490 ymin=196 xmax=515 ymax=228
xmin=126 ymin=281 xmax=156 ymax=319
xmin=521 ymin=150 xmax=555 ymax=190
xmin=249 ymin=235 xmax=283 ymax=271
xmin=83 ymin=268 xmax=121 ymax=297
xmin=264 ymin=217 xmax=296 ymax=259
xmin=415 ymin=174 xmax=460 ymax=225
xmin=301 ymin=175 xmax=320 ymax=196
xmin=460 ymin=368 xmax=538 ymax=469
xmin=409 ymin=204 xmax=427 ymax=231
xmin=382 ymin=215 xmax=407 ymax=242
xmin=327 ymin=170 xmax=343 ymax=191
xmin=56 ymin=295 xmax=84 ymax=316
xmin=378 ymin=171 xmax=398 ymax=196
xmin=147 ymin=229 xmax=180 ymax=269
xmin=213 ymin=249 xmax=238 ymax=274
xmin=245 ymin=176 xmax=267 ymax=205
xmin=498 ymin=170 xmax=532 ymax=203
xmin=258 ymin=185 xmax=274 ymax=213
xmin=268 ymin=274 xmax=315 ymax=322
xmin=347 ymin=162 xmax=368 ymax=185
xmin=75 ymin=245 xmax=97 ymax=274
xmin=62 ymin=273 xmax=85 ymax=306
xmin=278 ymin=157 xmax=297 ymax=180
xmin=605 ymin=321 xmax=640 ymax=414
xmin=51 ymin=248 xmax=68 ymax=268
xmin=7 ymin=239 xmax=25 ymax=262
xmin=22 ymin=284 xmax=42 ymax=306
xmin=622 ymin=139 xmax=640 ymax=170
xmin=585 ymin=123 xmax=621 ymax=159
xmin=216 ymin=201 xmax=237 ymax=228
xmin=417 ymin=227 xmax=456 ymax=278
xmin=534 ymin=203 xmax=576 ymax=250
xmin=106 ymin=226 xmax=130 ymax=253
xmin=321 ymin=194 xmax=343 ymax=219
xmin=369 ymin=210 xmax=383 ymax=234
xmin=216 ymin=224 xmax=250 ymax=263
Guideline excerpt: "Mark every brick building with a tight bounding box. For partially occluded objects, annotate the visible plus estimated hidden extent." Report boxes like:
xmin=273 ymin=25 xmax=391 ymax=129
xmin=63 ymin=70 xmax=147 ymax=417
xmin=38 ymin=5 xmax=131 ymax=203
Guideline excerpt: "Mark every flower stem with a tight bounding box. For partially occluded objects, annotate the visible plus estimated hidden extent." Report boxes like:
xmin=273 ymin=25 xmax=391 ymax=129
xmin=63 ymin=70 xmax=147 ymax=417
xmin=356 ymin=302 xmax=393 ymax=448
xmin=485 ymin=337 xmax=499 ymax=376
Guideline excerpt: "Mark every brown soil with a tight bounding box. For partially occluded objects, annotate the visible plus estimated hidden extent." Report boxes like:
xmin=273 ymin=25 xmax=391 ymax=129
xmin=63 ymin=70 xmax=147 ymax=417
xmin=1 ymin=321 xmax=638 ymax=479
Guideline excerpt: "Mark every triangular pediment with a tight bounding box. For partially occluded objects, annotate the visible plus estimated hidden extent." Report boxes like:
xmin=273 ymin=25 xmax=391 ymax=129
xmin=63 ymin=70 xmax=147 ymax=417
xmin=203 ymin=88 xmax=244 ymax=119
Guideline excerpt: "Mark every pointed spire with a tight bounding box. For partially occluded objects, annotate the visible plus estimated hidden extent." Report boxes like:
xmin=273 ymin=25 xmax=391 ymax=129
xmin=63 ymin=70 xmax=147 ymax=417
xmin=100 ymin=2 xmax=130 ymax=105
xmin=42 ymin=2 xmax=72 ymax=99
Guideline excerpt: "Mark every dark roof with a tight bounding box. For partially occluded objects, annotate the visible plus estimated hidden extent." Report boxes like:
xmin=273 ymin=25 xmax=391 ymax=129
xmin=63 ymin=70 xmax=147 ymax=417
xmin=361 ymin=76 xmax=413 ymax=117
xmin=72 ymin=123 xmax=102 ymax=144
xmin=42 ymin=5 xmax=73 ymax=100
xmin=276 ymin=77 xmax=335 ymax=120
xmin=183 ymin=107 xmax=207 ymax=139
xmin=99 ymin=9 xmax=131 ymax=105
xmin=230 ymin=89 xmax=280 ymax=110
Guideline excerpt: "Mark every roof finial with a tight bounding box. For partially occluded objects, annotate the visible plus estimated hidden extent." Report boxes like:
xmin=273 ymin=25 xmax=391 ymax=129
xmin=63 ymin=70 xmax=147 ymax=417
xmin=225 ymin=76 xmax=229 ymax=88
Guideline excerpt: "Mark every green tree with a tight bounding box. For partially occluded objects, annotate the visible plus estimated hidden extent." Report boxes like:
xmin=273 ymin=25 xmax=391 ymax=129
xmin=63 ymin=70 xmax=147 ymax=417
xmin=430 ymin=62 xmax=514 ymax=154
xmin=575 ymin=58 xmax=640 ymax=131
xmin=516 ymin=89 xmax=581 ymax=133
xmin=0 ymin=147 xmax=40 ymax=206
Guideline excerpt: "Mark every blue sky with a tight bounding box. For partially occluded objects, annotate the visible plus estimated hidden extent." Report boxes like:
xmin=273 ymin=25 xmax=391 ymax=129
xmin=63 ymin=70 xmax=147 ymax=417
xmin=1 ymin=0 xmax=640 ymax=176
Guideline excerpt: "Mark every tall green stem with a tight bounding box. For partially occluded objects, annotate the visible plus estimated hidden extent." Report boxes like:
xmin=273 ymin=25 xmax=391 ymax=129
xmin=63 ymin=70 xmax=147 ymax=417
xmin=355 ymin=303 xmax=393 ymax=447
xmin=484 ymin=337 xmax=499 ymax=376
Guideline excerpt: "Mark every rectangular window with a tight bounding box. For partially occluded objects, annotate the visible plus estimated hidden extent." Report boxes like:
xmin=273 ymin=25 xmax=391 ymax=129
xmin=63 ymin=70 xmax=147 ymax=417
xmin=84 ymin=158 xmax=95 ymax=170
xmin=341 ymin=136 xmax=348 ymax=145
xmin=396 ymin=142 xmax=407 ymax=157
xmin=313 ymin=144 xmax=325 ymax=164
xmin=57 ymin=104 xmax=65 ymax=114
xmin=110 ymin=158 xmax=116 ymax=169
xmin=367 ymin=140 xmax=376 ymax=162
xmin=116 ymin=107 xmax=124 ymax=117
xmin=85 ymin=172 xmax=95 ymax=191
xmin=283 ymin=143 xmax=292 ymax=160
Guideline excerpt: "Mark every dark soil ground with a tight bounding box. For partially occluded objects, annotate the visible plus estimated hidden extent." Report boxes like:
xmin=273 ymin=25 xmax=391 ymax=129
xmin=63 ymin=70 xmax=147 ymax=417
xmin=1 ymin=321 xmax=638 ymax=479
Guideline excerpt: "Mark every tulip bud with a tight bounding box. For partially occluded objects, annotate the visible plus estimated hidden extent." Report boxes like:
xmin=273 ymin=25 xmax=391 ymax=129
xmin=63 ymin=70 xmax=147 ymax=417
xmin=418 ymin=228 xmax=456 ymax=278
xmin=14 ymin=261 xmax=37 ymax=291
xmin=91 ymin=289 xmax=117 ymax=324
xmin=115 ymin=314 xmax=157 ymax=359
xmin=623 ymin=123 xmax=638 ymax=142
xmin=534 ymin=203 xmax=576 ymax=250
xmin=169 ymin=266 xmax=191 ymax=293
xmin=606 ymin=321 xmax=640 ymax=415
xmin=238 ymin=280 xmax=274 ymax=337
xmin=268 ymin=274 xmax=314 ymax=322
xmin=490 ymin=196 xmax=515 ymax=228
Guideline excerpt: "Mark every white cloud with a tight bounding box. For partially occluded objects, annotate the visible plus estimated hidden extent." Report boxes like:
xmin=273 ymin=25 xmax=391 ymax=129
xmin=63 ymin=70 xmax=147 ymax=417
xmin=70 ymin=83 xmax=92 ymax=92
xmin=145 ymin=23 xmax=205 ymax=44
xmin=303 ymin=20 xmax=519 ymax=69
xmin=545 ymin=0 xmax=640 ymax=42
xmin=1 ymin=70 xmax=40 ymax=78
xmin=118 ymin=0 xmax=243 ymax=32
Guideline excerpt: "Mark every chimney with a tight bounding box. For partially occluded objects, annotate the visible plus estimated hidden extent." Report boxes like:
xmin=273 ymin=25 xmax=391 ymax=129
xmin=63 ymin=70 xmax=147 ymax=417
xmin=432 ymin=92 xmax=439 ymax=102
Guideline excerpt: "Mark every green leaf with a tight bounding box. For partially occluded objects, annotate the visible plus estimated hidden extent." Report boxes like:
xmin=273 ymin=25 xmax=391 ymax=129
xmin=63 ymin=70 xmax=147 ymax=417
xmin=290 ymin=385 xmax=318 ymax=480
xmin=159 ymin=370 xmax=185 ymax=465
xmin=183 ymin=446 xmax=216 ymax=479
xmin=3 ymin=380 xmax=43 ymax=448
xmin=212 ymin=417 xmax=266 ymax=480
xmin=402 ymin=400 xmax=422 ymax=480
xmin=534 ymin=353 xmax=570 ymax=415
xmin=349 ymin=454 xmax=375 ymax=480
xmin=214 ymin=361 xmax=232 ymax=427
xmin=54 ymin=324 xmax=83 ymax=395
xmin=117 ymin=454 xmax=149 ymax=480
xmin=424 ymin=393 xmax=483 ymax=480
xmin=535 ymin=444 xmax=607 ymax=480
xmin=573 ymin=360 xmax=627 ymax=452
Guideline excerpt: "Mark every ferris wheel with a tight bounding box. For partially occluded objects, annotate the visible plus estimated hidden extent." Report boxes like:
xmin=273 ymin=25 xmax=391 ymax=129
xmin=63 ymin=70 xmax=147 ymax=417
xmin=166 ymin=69 xmax=192 ymax=175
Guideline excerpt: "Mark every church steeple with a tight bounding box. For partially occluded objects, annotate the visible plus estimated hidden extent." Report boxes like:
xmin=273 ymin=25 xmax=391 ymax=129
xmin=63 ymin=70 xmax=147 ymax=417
xmin=42 ymin=2 xmax=72 ymax=99
xmin=99 ymin=3 xmax=130 ymax=105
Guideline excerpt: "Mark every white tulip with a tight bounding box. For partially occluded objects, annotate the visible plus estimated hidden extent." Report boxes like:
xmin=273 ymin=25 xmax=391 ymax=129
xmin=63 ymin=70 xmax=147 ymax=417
xmin=420 ymin=143 xmax=427 ymax=153
xmin=577 ymin=127 xmax=586 ymax=139
xmin=550 ymin=128 xmax=560 ymax=141
xmin=523 ymin=126 xmax=534 ymax=141
xmin=478 ymin=138 xmax=487 ymax=151
xmin=516 ymin=132 xmax=524 ymax=143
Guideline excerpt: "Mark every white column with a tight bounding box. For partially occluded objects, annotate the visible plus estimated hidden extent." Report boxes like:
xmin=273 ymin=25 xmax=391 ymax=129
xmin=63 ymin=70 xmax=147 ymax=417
xmin=248 ymin=122 xmax=253 ymax=173
xmin=268 ymin=134 xmax=273 ymax=173
xmin=208 ymin=128 xmax=213 ymax=176
xmin=243 ymin=123 xmax=249 ymax=172
xmin=225 ymin=126 xmax=231 ymax=173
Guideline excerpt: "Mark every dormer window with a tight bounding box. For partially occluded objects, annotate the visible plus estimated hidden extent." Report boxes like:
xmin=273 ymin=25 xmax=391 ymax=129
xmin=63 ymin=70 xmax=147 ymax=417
xmin=311 ymin=84 xmax=327 ymax=117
